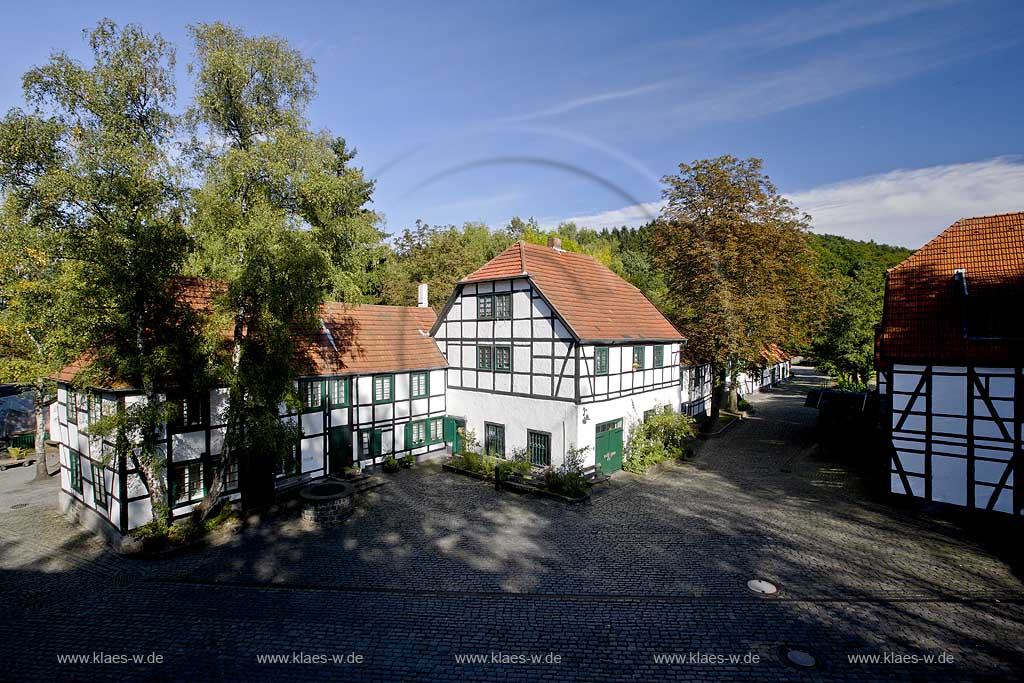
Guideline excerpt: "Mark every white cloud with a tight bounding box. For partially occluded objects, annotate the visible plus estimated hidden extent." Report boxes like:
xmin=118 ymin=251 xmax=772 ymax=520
xmin=555 ymin=200 xmax=665 ymax=230
xmin=789 ymin=157 xmax=1024 ymax=247
xmin=554 ymin=157 xmax=1024 ymax=247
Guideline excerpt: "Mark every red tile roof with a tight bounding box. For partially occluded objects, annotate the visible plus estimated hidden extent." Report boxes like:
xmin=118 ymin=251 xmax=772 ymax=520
xmin=460 ymin=241 xmax=683 ymax=342
xmin=55 ymin=278 xmax=445 ymax=387
xmin=293 ymin=303 xmax=444 ymax=376
xmin=876 ymin=211 xmax=1024 ymax=366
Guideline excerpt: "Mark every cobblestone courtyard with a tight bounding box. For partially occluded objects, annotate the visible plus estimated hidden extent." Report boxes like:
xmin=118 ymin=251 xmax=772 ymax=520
xmin=2 ymin=367 xmax=1023 ymax=682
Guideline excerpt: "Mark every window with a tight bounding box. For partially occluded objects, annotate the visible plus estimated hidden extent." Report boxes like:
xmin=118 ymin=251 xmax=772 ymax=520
xmin=407 ymin=418 xmax=443 ymax=448
xmin=632 ymin=346 xmax=645 ymax=370
xmin=595 ymin=347 xmax=609 ymax=375
xmin=477 ymin=346 xmax=493 ymax=370
xmin=223 ymin=457 xmax=239 ymax=491
xmin=411 ymin=372 xmax=429 ymax=398
xmin=361 ymin=429 xmax=383 ymax=459
xmin=429 ymin=418 xmax=443 ymax=442
xmin=277 ymin=439 xmax=300 ymax=478
xmin=168 ymin=394 xmax=204 ymax=431
xmin=329 ymin=377 xmax=350 ymax=406
xmin=91 ymin=462 xmax=107 ymax=507
xmin=373 ymin=375 xmax=394 ymax=403
xmin=643 ymin=409 xmax=656 ymax=422
xmin=171 ymin=461 xmax=204 ymax=504
xmin=408 ymin=420 xmax=427 ymax=447
xmin=494 ymin=346 xmax=511 ymax=372
xmin=494 ymin=293 xmax=512 ymax=319
xmin=527 ymin=430 xmax=551 ymax=467
xmin=299 ymin=379 xmax=324 ymax=412
xmin=477 ymin=294 xmax=494 ymax=320
xmin=69 ymin=450 xmax=82 ymax=493
xmin=88 ymin=393 xmax=102 ymax=427
xmin=484 ymin=423 xmax=505 ymax=457
xmin=654 ymin=345 xmax=664 ymax=368
xmin=66 ymin=388 xmax=78 ymax=425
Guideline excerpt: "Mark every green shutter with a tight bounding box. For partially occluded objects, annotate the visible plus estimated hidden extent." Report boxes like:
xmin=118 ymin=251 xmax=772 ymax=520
xmin=405 ymin=421 xmax=413 ymax=449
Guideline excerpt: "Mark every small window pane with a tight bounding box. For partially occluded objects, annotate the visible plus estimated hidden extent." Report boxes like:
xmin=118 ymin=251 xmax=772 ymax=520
xmin=374 ymin=376 xmax=393 ymax=403
xmin=477 ymin=295 xmax=494 ymax=319
xmin=595 ymin=347 xmax=609 ymax=375
xmin=329 ymin=378 xmax=348 ymax=406
xmin=478 ymin=346 xmax=493 ymax=370
xmin=494 ymin=346 xmax=511 ymax=372
xmin=495 ymin=293 xmax=512 ymax=319
xmin=412 ymin=372 xmax=428 ymax=398
xmin=429 ymin=418 xmax=443 ymax=442
xmin=654 ymin=345 xmax=664 ymax=368
xmin=632 ymin=347 xmax=645 ymax=369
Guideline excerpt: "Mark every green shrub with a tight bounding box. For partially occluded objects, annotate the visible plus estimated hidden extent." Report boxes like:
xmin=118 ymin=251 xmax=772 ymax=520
xmin=738 ymin=397 xmax=752 ymax=412
xmin=382 ymin=457 xmax=400 ymax=473
xmin=543 ymin=469 xmax=588 ymax=498
xmin=624 ymin=406 xmax=696 ymax=474
xmin=399 ymin=454 xmax=415 ymax=468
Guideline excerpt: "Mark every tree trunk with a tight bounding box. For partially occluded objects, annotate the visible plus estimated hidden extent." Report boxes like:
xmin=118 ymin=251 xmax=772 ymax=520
xmin=708 ymin=365 xmax=724 ymax=427
xmin=33 ymin=390 xmax=48 ymax=481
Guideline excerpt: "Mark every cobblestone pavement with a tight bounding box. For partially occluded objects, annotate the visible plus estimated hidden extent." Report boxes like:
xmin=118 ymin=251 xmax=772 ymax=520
xmin=2 ymin=367 xmax=1023 ymax=682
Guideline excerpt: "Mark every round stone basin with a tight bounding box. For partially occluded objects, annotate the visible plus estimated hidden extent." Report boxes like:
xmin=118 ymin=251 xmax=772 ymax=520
xmin=301 ymin=481 xmax=353 ymax=500
xmin=299 ymin=479 xmax=355 ymax=527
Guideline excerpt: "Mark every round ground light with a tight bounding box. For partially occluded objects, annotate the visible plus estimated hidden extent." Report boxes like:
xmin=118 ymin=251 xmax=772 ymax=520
xmin=779 ymin=645 xmax=819 ymax=670
xmin=746 ymin=579 xmax=779 ymax=595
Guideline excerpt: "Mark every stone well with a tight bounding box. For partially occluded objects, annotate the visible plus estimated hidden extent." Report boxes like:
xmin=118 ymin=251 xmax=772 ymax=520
xmin=299 ymin=479 xmax=355 ymax=527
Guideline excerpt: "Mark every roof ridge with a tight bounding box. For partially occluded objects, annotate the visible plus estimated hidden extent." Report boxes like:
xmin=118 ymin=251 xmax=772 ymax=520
xmin=889 ymin=211 xmax=1024 ymax=273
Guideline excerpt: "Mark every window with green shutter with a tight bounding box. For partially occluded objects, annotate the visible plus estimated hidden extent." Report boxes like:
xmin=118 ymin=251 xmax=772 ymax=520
xmin=595 ymin=347 xmax=609 ymax=375
xmin=484 ymin=423 xmax=505 ymax=456
xmin=172 ymin=461 xmax=205 ymax=503
xmin=654 ymin=345 xmax=664 ymax=368
xmin=373 ymin=375 xmax=394 ymax=403
xmin=407 ymin=420 xmax=426 ymax=447
xmin=494 ymin=293 xmax=512 ymax=319
xmin=632 ymin=346 xmax=645 ymax=370
xmin=477 ymin=294 xmax=494 ymax=319
xmin=494 ymin=345 xmax=511 ymax=372
xmin=69 ymin=450 xmax=82 ymax=493
xmin=91 ymin=461 xmax=107 ymax=508
xmin=527 ymin=430 xmax=551 ymax=467
xmin=429 ymin=418 xmax=444 ymax=443
xmin=411 ymin=371 xmax=429 ymax=398
xmin=477 ymin=346 xmax=493 ymax=370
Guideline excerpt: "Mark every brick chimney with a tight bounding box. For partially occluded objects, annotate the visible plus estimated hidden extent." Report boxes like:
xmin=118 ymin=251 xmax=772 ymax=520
xmin=547 ymin=237 xmax=562 ymax=250
xmin=417 ymin=283 xmax=429 ymax=308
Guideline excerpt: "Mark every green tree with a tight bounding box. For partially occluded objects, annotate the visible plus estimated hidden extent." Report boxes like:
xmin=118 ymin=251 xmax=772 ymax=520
xmin=0 ymin=21 xmax=201 ymax=518
xmin=185 ymin=22 xmax=378 ymax=514
xmin=653 ymin=155 xmax=823 ymax=415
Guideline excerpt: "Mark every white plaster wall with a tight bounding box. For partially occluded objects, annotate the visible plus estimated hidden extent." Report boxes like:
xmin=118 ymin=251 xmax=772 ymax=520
xmin=446 ymin=388 xmax=578 ymax=468
xmin=575 ymin=384 xmax=681 ymax=467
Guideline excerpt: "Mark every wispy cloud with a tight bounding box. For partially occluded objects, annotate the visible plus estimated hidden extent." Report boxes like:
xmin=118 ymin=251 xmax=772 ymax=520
xmin=555 ymin=157 xmax=1024 ymax=248
xmin=789 ymin=156 xmax=1024 ymax=247
xmin=498 ymin=80 xmax=672 ymax=124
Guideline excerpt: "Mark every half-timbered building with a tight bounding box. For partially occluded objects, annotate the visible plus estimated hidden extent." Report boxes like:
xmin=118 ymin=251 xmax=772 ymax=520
xmin=54 ymin=278 xmax=448 ymax=538
xmin=431 ymin=239 xmax=685 ymax=474
xmin=876 ymin=211 xmax=1023 ymax=516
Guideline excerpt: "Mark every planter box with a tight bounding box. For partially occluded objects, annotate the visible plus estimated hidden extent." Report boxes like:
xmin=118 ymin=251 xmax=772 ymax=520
xmin=500 ymin=478 xmax=589 ymax=504
xmin=441 ymin=462 xmax=494 ymax=482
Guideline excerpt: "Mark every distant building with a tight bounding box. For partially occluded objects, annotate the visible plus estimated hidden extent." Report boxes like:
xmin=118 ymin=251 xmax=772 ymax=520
xmin=876 ymin=212 xmax=1023 ymax=515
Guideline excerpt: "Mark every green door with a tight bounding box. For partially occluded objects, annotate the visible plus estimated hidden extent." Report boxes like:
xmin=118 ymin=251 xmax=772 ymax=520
xmin=595 ymin=419 xmax=624 ymax=475
xmin=328 ymin=425 xmax=352 ymax=474
xmin=443 ymin=416 xmax=466 ymax=454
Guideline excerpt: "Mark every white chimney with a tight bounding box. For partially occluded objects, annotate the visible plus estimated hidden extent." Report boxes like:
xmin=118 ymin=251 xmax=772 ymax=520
xmin=417 ymin=283 xmax=429 ymax=308
xmin=548 ymin=237 xmax=562 ymax=250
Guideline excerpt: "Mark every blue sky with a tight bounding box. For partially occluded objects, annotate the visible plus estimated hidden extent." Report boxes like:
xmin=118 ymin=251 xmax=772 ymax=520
xmin=2 ymin=0 xmax=1022 ymax=247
